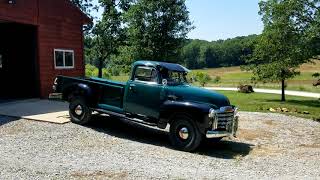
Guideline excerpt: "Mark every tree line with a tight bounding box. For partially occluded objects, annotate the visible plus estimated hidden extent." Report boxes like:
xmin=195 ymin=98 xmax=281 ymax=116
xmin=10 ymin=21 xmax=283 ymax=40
xmin=85 ymin=34 xmax=258 ymax=72
xmin=72 ymin=0 xmax=258 ymax=72
xmin=180 ymin=35 xmax=258 ymax=69
xmin=72 ymin=0 xmax=320 ymax=101
xmin=81 ymin=0 xmax=193 ymax=77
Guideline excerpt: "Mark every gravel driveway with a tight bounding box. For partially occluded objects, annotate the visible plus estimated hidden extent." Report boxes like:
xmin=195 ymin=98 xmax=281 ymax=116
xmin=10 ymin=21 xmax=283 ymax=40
xmin=0 ymin=112 xmax=319 ymax=179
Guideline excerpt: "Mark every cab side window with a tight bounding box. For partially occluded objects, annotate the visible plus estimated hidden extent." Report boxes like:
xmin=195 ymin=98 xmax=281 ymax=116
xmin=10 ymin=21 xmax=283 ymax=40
xmin=134 ymin=66 xmax=158 ymax=83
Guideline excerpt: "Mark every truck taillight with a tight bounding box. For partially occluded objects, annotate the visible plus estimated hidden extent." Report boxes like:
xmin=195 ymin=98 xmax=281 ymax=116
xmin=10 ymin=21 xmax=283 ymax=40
xmin=53 ymin=77 xmax=58 ymax=92
xmin=54 ymin=77 xmax=58 ymax=85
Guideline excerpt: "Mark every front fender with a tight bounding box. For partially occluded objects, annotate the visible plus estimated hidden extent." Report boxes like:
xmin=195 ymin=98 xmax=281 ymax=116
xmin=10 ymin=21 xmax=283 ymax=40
xmin=158 ymin=100 xmax=212 ymax=133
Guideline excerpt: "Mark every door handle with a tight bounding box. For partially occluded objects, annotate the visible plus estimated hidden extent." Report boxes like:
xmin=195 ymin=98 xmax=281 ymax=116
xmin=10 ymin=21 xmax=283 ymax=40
xmin=129 ymin=84 xmax=136 ymax=91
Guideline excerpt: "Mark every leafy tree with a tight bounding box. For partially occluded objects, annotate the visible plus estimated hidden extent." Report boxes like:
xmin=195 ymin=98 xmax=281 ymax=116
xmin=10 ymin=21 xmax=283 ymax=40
xmin=245 ymin=0 xmax=320 ymax=101
xmin=195 ymin=72 xmax=212 ymax=87
xmin=84 ymin=36 xmax=98 ymax=66
xmin=93 ymin=0 xmax=127 ymax=78
xmin=181 ymin=40 xmax=202 ymax=69
xmin=201 ymin=45 xmax=219 ymax=68
xmin=70 ymin=0 xmax=94 ymax=15
xmin=124 ymin=0 xmax=193 ymax=62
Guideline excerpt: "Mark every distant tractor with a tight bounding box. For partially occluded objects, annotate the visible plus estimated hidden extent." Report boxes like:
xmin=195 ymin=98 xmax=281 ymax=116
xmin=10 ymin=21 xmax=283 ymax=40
xmin=313 ymin=79 xmax=320 ymax=86
xmin=312 ymin=73 xmax=320 ymax=87
xmin=238 ymin=85 xmax=254 ymax=93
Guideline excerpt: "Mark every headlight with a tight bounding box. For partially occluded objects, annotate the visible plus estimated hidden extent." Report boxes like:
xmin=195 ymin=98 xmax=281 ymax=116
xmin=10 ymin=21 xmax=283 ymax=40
xmin=208 ymin=108 xmax=216 ymax=118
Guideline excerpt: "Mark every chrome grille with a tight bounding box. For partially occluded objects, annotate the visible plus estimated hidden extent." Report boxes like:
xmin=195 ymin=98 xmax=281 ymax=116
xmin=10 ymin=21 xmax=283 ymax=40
xmin=216 ymin=112 xmax=234 ymax=130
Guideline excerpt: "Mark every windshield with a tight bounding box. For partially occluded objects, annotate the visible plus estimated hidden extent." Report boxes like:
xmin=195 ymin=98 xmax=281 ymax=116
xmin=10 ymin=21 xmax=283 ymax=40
xmin=160 ymin=68 xmax=188 ymax=85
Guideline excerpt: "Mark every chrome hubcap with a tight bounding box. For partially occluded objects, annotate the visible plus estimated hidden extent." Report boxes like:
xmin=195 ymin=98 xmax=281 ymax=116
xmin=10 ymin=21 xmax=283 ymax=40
xmin=75 ymin=105 xmax=83 ymax=116
xmin=178 ymin=127 xmax=189 ymax=140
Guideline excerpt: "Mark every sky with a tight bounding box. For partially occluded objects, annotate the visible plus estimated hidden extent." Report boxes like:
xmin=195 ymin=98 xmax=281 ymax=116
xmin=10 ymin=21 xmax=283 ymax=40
xmin=92 ymin=0 xmax=264 ymax=41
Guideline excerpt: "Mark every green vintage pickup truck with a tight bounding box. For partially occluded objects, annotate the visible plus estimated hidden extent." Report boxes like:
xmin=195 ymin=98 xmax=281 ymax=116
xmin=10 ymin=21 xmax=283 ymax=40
xmin=53 ymin=61 xmax=239 ymax=151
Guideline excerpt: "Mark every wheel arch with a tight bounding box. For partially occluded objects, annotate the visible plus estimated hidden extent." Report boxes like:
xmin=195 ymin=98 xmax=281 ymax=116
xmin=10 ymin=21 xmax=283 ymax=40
xmin=62 ymin=83 xmax=96 ymax=105
xmin=159 ymin=100 xmax=212 ymax=134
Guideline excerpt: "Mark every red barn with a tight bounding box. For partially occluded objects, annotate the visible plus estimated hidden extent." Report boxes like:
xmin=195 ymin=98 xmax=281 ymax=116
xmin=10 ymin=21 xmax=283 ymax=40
xmin=0 ymin=0 xmax=91 ymax=99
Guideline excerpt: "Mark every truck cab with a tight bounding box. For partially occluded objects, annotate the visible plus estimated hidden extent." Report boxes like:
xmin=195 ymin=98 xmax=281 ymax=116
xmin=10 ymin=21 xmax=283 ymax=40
xmin=53 ymin=61 xmax=239 ymax=151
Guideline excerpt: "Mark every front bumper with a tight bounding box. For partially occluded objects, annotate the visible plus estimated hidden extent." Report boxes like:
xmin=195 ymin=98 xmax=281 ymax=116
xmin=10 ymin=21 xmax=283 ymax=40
xmin=206 ymin=115 xmax=239 ymax=138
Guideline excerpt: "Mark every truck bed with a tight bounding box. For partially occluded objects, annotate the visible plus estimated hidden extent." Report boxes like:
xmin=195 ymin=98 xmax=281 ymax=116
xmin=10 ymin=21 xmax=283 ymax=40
xmin=88 ymin=77 xmax=126 ymax=87
xmin=56 ymin=76 xmax=126 ymax=113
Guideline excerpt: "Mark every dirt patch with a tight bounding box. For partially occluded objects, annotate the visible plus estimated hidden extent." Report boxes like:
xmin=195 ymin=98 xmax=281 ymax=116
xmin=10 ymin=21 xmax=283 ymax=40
xmin=0 ymin=122 xmax=27 ymax=135
xmin=299 ymin=144 xmax=320 ymax=149
xmin=238 ymin=129 xmax=274 ymax=141
xmin=250 ymin=145 xmax=282 ymax=156
xmin=263 ymin=120 xmax=277 ymax=126
xmin=299 ymin=60 xmax=320 ymax=72
xmin=71 ymin=170 xmax=128 ymax=180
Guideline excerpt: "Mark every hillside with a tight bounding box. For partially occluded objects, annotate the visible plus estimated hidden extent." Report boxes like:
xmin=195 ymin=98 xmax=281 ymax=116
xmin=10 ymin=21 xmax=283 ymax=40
xmin=191 ymin=60 xmax=320 ymax=93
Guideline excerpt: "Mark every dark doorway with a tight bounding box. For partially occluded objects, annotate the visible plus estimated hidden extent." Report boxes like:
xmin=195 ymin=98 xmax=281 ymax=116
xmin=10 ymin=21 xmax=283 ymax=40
xmin=0 ymin=22 xmax=39 ymax=99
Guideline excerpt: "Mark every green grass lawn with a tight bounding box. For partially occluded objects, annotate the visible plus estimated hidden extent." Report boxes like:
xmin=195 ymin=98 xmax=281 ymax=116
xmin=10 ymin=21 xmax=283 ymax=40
xmin=111 ymin=75 xmax=129 ymax=82
xmin=108 ymin=60 xmax=320 ymax=92
xmin=217 ymin=90 xmax=320 ymax=121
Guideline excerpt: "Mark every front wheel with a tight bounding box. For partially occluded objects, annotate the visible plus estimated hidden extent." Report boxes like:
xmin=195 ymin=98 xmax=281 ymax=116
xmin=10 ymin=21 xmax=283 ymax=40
xmin=169 ymin=115 xmax=202 ymax=152
xmin=69 ymin=97 xmax=92 ymax=125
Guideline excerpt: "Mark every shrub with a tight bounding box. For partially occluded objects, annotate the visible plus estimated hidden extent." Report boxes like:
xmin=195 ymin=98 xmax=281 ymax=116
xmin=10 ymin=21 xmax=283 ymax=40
xmin=102 ymin=69 xmax=111 ymax=79
xmin=111 ymin=67 xmax=120 ymax=76
xmin=187 ymin=71 xmax=197 ymax=83
xmin=85 ymin=64 xmax=98 ymax=77
xmin=85 ymin=64 xmax=111 ymax=79
xmin=298 ymin=86 xmax=306 ymax=91
xmin=195 ymin=72 xmax=212 ymax=87
xmin=312 ymin=72 xmax=320 ymax=78
xmin=213 ymin=76 xmax=221 ymax=83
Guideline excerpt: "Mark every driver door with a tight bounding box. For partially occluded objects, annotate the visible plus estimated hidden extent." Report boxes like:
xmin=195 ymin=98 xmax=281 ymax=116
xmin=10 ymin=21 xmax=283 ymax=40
xmin=124 ymin=66 xmax=165 ymax=118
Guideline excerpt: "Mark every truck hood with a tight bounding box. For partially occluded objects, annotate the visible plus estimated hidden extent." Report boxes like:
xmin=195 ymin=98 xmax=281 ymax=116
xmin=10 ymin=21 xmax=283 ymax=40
xmin=166 ymin=85 xmax=230 ymax=108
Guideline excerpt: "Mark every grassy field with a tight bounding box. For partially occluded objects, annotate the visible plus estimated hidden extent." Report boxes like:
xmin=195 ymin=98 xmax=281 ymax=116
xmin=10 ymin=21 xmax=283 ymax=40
xmin=109 ymin=60 xmax=320 ymax=93
xmin=217 ymin=90 xmax=320 ymax=121
xmin=192 ymin=60 xmax=320 ymax=93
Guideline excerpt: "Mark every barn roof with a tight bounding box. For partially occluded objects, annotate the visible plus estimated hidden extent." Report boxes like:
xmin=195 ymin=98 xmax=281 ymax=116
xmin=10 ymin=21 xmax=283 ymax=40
xmin=63 ymin=0 xmax=92 ymax=25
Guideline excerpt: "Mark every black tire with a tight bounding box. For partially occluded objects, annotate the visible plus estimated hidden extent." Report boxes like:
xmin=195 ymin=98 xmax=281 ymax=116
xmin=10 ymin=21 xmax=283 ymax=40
xmin=69 ymin=97 xmax=92 ymax=125
xmin=169 ymin=115 xmax=202 ymax=152
xmin=207 ymin=137 xmax=223 ymax=143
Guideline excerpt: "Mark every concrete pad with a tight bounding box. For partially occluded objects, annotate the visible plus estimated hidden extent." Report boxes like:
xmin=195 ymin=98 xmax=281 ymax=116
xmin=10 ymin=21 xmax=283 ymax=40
xmin=0 ymin=99 xmax=70 ymax=124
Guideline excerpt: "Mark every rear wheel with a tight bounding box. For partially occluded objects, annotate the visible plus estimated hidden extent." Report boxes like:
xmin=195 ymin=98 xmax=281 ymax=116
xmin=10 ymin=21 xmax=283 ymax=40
xmin=207 ymin=137 xmax=223 ymax=143
xmin=169 ymin=115 xmax=202 ymax=152
xmin=69 ymin=97 xmax=92 ymax=125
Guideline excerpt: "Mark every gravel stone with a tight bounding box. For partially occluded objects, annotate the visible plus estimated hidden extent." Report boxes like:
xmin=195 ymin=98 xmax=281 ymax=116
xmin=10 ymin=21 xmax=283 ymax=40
xmin=0 ymin=112 xmax=319 ymax=179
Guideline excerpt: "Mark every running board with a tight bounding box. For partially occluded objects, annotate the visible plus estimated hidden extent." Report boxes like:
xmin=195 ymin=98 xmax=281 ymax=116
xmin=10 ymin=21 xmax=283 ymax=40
xmin=93 ymin=108 xmax=158 ymax=127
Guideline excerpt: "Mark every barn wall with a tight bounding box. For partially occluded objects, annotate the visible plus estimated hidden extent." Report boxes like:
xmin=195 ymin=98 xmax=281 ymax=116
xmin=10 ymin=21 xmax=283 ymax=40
xmin=38 ymin=0 xmax=85 ymax=98
xmin=0 ymin=0 xmax=38 ymax=25
xmin=0 ymin=0 xmax=87 ymax=98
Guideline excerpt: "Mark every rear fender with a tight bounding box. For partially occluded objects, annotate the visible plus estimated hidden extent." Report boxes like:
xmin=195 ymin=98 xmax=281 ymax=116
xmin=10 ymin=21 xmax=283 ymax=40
xmin=62 ymin=83 xmax=94 ymax=105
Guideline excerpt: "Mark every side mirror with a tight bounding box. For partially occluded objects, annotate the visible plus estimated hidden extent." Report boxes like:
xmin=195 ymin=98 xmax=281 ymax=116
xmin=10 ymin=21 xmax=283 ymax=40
xmin=162 ymin=79 xmax=168 ymax=85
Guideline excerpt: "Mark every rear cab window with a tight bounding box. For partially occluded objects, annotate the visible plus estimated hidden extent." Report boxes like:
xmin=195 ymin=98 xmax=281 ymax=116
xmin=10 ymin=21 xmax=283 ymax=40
xmin=134 ymin=66 xmax=158 ymax=83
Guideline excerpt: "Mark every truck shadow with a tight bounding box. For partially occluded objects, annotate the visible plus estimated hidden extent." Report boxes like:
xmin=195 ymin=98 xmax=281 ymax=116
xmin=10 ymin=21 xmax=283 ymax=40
xmin=0 ymin=115 xmax=20 ymax=126
xmin=86 ymin=114 xmax=253 ymax=159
